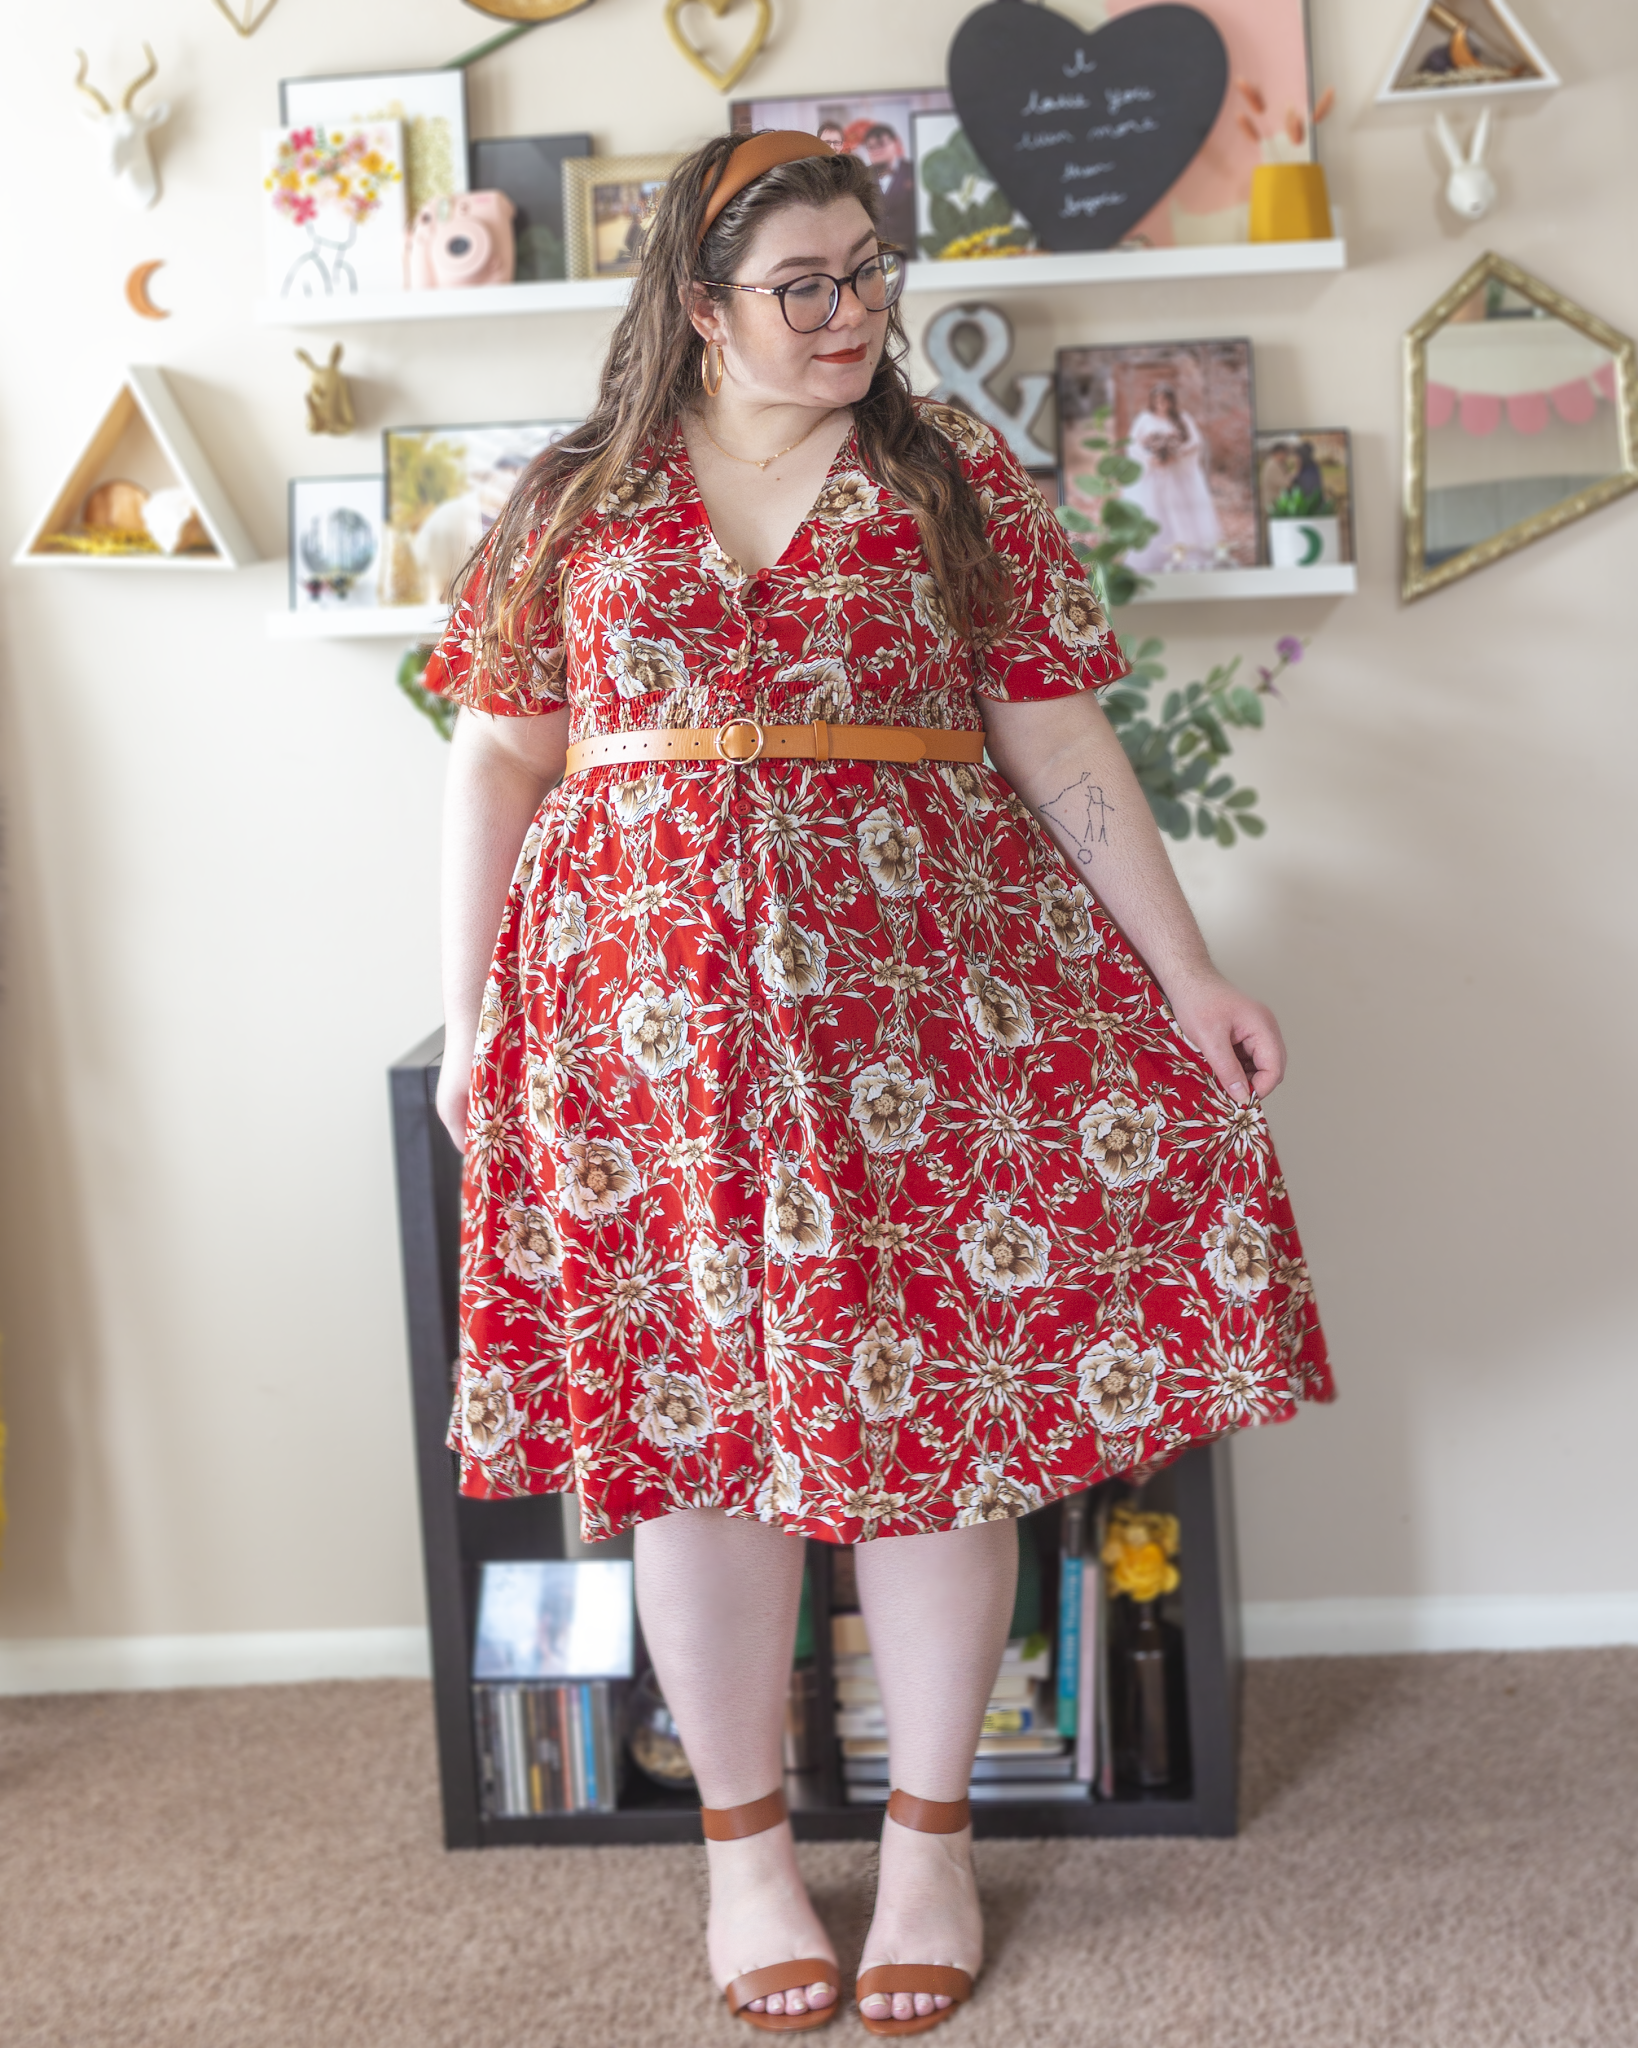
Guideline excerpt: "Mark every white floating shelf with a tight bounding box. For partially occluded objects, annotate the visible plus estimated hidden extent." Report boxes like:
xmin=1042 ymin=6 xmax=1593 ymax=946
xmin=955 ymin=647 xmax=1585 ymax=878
xmin=1128 ymin=564 xmax=1358 ymax=603
xmin=267 ymin=604 xmax=448 ymax=641
xmin=255 ymin=278 xmax=629 ymax=326
xmin=252 ymin=238 xmax=1347 ymax=327
xmin=907 ymin=238 xmax=1346 ymax=295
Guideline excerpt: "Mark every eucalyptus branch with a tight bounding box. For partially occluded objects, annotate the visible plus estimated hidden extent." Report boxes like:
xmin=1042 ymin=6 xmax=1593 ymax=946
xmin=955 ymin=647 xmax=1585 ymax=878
xmin=1053 ymin=408 xmax=1307 ymax=846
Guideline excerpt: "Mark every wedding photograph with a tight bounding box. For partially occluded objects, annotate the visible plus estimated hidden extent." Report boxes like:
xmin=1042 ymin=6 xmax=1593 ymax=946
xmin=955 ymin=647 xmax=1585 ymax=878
xmin=1058 ymin=338 xmax=1259 ymax=573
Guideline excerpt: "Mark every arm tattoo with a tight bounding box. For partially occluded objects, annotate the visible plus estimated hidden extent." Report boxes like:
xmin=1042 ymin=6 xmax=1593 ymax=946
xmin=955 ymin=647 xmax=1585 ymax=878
xmin=1038 ymin=772 xmax=1113 ymax=863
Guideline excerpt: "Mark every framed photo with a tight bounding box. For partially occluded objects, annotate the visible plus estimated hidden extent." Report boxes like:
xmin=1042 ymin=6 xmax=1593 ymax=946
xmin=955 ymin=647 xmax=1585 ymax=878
xmin=1128 ymin=0 xmax=1313 ymax=248
xmin=562 ymin=154 xmax=682 ymax=281
xmin=262 ymin=123 xmax=406 ymax=300
xmin=470 ymin=133 xmax=591 ymax=282
xmin=471 ymin=1559 xmax=635 ymax=1683
xmin=729 ymin=89 xmax=952 ymax=254
xmin=1058 ymin=339 xmax=1259 ymax=573
xmin=910 ymin=109 xmax=1034 ymax=263
xmin=279 ymin=68 xmax=467 ymax=220
xmin=288 ymin=475 xmax=384 ymax=610
xmin=1257 ymin=428 xmax=1354 ymax=565
xmin=380 ymin=418 xmax=577 ymax=605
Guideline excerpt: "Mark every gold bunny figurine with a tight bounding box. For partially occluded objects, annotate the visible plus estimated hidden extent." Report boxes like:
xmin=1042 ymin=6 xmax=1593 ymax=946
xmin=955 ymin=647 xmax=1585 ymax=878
xmin=296 ymin=343 xmax=354 ymax=437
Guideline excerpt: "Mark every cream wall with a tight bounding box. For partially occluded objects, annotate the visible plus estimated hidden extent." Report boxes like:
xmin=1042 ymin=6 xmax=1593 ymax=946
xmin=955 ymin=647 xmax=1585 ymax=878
xmin=2 ymin=0 xmax=1634 ymax=1663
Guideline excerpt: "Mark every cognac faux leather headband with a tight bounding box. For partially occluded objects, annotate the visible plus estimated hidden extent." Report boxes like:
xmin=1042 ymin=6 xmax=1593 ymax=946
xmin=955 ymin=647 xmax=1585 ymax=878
xmin=698 ymin=130 xmax=837 ymax=242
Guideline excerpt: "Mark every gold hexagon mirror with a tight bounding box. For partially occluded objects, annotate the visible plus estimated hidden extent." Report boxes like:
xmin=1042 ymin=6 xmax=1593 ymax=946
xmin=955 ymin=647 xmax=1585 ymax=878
xmin=1403 ymin=252 xmax=1638 ymax=601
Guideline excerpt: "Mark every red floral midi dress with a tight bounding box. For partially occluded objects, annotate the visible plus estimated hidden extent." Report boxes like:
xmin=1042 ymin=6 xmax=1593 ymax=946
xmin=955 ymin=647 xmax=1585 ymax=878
xmin=426 ymin=399 xmax=1332 ymax=1543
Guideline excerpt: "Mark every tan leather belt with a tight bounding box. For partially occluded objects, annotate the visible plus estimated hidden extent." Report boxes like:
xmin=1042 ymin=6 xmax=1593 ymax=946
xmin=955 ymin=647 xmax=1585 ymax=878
xmin=564 ymin=719 xmax=985 ymax=775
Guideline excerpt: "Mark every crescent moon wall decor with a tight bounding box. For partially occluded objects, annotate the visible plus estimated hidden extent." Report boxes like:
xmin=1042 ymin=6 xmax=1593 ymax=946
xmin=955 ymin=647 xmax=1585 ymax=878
xmin=125 ymin=260 xmax=170 ymax=319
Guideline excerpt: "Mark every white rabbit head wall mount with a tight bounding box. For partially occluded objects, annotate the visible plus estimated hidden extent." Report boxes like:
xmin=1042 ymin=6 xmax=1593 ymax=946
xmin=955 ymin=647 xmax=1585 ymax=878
xmin=1436 ymin=109 xmax=1497 ymax=222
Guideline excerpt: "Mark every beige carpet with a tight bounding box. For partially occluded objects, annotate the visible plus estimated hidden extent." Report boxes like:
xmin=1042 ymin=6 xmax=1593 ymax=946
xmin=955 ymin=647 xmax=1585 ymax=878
xmin=1 ymin=1649 xmax=1634 ymax=2047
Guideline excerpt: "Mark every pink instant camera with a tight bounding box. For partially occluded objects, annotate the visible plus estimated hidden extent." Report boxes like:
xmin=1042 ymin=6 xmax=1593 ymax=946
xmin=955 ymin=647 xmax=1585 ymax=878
xmin=408 ymin=191 xmax=517 ymax=288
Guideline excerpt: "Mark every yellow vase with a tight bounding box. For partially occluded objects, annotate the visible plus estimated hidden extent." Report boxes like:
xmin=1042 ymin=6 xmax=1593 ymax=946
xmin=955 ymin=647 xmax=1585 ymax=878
xmin=1248 ymin=163 xmax=1334 ymax=243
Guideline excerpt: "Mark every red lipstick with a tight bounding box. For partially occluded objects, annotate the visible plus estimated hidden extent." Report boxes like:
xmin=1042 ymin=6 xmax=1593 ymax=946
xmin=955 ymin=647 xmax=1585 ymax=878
xmin=814 ymin=343 xmax=868 ymax=364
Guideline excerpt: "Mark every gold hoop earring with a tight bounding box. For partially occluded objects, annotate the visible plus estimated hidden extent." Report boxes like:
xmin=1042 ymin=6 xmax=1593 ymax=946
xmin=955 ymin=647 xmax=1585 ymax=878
xmin=701 ymin=342 xmax=724 ymax=397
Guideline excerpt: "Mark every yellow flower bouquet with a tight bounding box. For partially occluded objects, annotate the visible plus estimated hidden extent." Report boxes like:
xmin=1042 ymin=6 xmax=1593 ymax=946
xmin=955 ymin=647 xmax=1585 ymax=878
xmin=1101 ymin=1506 xmax=1181 ymax=1602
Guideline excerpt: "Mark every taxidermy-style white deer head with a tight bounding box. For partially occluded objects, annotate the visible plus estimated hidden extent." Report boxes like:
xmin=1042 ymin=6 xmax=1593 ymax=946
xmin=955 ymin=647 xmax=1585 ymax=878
xmin=1435 ymin=109 xmax=1497 ymax=223
xmin=75 ymin=45 xmax=169 ymax=211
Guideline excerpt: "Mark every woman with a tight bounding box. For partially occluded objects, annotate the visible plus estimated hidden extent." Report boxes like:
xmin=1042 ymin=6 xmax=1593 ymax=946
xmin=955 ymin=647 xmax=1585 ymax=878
xmin=1126 ymin=382 xmax=1223 ymax=572
xmin=428 ymin=132 xmax=1331 ymax=2034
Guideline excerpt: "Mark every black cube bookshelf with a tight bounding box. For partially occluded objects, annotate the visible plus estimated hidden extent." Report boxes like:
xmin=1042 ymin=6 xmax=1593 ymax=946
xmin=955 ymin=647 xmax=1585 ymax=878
xmin=390 ymin=1030 xmax=1243 ymax=1848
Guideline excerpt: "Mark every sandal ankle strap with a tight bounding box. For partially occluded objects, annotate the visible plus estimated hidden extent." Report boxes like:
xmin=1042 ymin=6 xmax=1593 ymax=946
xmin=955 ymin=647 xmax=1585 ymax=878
xmin=701 ymin=1787 xmax=789 ymax=1840
xmin=886 ymin=1789 xmax=971 ymax=1834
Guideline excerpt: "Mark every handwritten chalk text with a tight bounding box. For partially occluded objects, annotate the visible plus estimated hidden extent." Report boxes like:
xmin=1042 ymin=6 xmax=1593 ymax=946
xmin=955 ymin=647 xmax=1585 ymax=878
xmin=1062 ymin=190 xmax=1126 ymax=217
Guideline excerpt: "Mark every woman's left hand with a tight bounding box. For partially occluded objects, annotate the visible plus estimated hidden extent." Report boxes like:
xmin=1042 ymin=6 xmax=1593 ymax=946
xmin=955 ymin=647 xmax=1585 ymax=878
xmin=1162 ymin=969 xmax=1286 ymax=1103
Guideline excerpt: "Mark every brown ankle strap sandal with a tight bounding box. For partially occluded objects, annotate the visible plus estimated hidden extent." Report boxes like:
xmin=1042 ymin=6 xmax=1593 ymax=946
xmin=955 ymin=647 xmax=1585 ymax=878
xmin=700 ymin=1790 xmax=838 ymax=2033
xmin=855 ymin=1790 xmax=977 ymax=2036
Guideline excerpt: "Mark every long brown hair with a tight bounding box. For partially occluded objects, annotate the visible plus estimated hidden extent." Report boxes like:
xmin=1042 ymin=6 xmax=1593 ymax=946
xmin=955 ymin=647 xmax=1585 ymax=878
xmin=469 ymin=134 xmax=1011 ymax=677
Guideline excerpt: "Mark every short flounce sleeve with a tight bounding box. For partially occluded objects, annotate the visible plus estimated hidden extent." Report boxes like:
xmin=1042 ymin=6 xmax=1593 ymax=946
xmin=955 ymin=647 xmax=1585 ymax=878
xmin=919 ymin=401 xmax=1130 ymax=702
xmin=421 ymin=520 xmax=568 ymax=716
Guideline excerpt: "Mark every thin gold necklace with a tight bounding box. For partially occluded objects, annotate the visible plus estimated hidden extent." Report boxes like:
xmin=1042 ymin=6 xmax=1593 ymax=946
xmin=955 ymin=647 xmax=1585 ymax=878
xmin=696 ymin=405 xmax=841 ymax=473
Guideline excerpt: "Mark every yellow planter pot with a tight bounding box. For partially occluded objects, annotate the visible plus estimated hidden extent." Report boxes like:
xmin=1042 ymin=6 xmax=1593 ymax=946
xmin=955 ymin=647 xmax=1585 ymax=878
xmin=1249 ymin=163 xmax=1334 ymax=243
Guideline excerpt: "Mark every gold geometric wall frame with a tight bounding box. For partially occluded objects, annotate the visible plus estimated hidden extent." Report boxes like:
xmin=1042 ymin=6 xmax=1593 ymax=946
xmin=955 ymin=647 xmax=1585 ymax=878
xmin=1379 ymin=0 xmax=1559 ymax=107
xmin=1402 ymin=253 xmax=1637 ymax=602
xmin=13 ymin=364 xmax=257 ymax=570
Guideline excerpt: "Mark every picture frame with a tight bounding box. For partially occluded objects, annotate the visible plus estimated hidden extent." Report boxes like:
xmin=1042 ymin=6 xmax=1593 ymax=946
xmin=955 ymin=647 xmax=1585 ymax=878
xmin=910 ymin=109 xmax=1034 ymax=263
xmin=288 ymin=475 xmax=384 ymax=610
xmin=1256 ymin=428 xmax=1354 ymax=566
xmin=561 ymin=154 xmax=683 ymax=281
xmin=471 ymin=1559 xmax=636 ymax=1683
xmin=1058 ymin=339 xmax=1259 ymax=574
xmin=262 ymin=122 xmax=406 ymax=300
xmin=279 ymin=68 xmax=468 ymax=220
xmin=469 ymin=133 xmax=591 ymax=282
xmin=729 ymin=90 xmax=952 ymax=255
xmin=380 ymin=418 xmax=577 ymax=605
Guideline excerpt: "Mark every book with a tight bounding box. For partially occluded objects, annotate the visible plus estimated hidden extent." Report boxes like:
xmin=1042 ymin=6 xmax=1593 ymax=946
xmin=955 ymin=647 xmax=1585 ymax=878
xmin=841 ymin=1732 xmax=1067 ymax=1760
xmin=836 ymin=1667 xmax=1036 ymax=1706
xmin=831 ymin=1612 xmax=871 ymax=1659
xmin=844 ymin=1751 xmax=1076 ymax=1783
xmin=831 ymin=1634 xmax=1051 ymax=1688
xmin=834 ymin=1680 xmax=1053 ymax=1741
xmin=1092 ymin=1495 xmax=1115 ymax=1799
xmin=847 ymin=1778 xmax=1090 ymax=1806
xmin=1056 ymin=1493 xmax=1089 ymax=1739
xmin=1074 ymin=1536 xmax=1101 ymax=1784
xmin=472 ymin=1559 xmax=635 ymax=1682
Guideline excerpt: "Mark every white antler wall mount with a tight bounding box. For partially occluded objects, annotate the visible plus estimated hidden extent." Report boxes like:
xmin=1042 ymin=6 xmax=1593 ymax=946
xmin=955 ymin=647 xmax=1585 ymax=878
xmin=74 ymin=44 xmax=170 ymax=211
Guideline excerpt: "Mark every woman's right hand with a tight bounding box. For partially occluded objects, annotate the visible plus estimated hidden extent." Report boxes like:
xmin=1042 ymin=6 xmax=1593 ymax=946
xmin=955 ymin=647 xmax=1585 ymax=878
xmin=436 ymin=1053 xmax=472 ymax=1153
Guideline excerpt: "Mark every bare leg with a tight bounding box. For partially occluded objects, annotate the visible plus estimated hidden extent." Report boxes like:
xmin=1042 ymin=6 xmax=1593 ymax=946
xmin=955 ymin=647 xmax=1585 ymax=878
xmin=634 ymin=1508 xmax=837 ymax=2018
xmin=853 ymin=1519 xmax=1018 ymax=2024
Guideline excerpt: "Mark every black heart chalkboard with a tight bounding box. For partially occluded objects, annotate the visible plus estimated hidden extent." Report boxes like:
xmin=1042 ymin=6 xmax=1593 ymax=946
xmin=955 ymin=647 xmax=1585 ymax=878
xmin=948 ymin=0 xmax=1229 ymax=252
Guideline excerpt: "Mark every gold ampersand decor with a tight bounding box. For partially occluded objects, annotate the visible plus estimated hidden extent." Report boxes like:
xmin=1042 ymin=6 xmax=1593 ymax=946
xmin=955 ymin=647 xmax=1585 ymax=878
xmin=665 ymin=0 xmax=772 ymax=94
xmin=211 ymin=0 xmax=283 ymax=32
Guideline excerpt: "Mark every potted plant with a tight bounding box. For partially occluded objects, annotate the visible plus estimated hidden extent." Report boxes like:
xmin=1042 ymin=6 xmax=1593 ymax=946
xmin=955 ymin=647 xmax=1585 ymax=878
xmin=1265 ymin=476 xmax=1342 ymax=568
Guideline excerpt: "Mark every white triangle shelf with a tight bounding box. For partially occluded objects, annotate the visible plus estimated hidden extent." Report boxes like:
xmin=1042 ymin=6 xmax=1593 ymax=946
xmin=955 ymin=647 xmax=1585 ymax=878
xmin=14 ymin=365 xmax=256 ymax=571
xmin=1378 ymin=0 xmax=1560 ymax=106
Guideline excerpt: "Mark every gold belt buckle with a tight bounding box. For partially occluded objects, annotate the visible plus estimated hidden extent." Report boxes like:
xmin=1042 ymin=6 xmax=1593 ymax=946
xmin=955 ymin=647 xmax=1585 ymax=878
xmin=715 ymin=718 xmax=766 ymax=763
